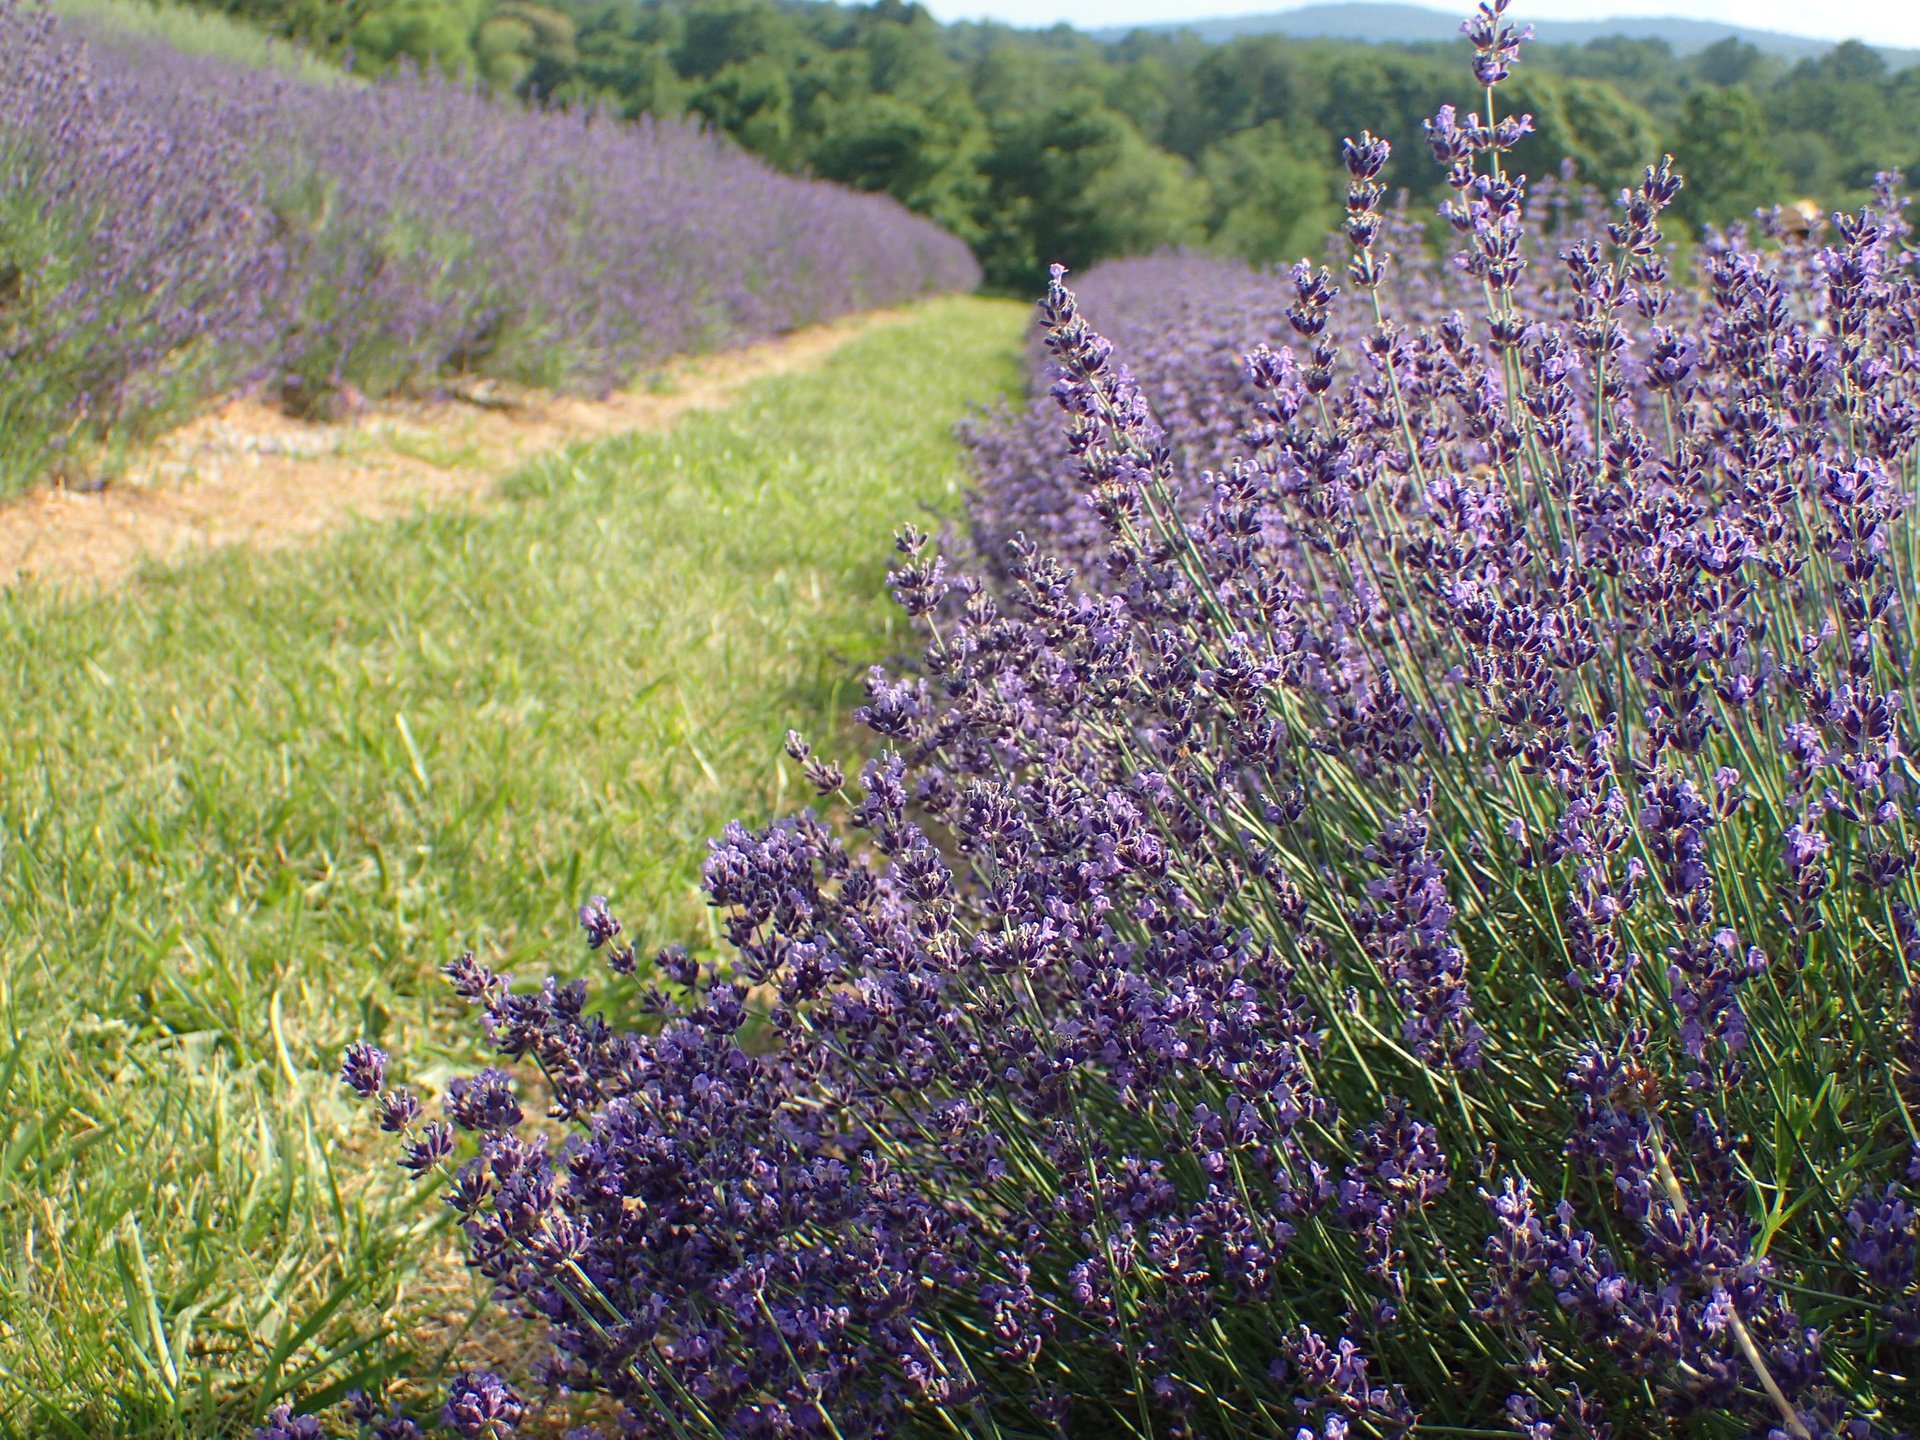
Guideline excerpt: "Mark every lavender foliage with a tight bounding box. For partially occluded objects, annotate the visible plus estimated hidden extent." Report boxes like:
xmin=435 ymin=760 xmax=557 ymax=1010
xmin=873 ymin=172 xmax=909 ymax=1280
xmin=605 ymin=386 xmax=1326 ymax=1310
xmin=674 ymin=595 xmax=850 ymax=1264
xmin=0 ymin=1 xmax=977 ymax=490
xmin=361 ymin=4 xmax=1920 ymax=1436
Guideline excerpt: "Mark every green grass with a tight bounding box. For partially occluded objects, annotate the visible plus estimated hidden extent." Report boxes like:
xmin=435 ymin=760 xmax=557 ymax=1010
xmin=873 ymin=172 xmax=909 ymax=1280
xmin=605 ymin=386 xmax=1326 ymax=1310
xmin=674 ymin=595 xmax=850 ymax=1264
xmin=0 ymin=296 xmax=1026 ymax=1437
xmin=49 ymin=0 xmax=351 ymax=85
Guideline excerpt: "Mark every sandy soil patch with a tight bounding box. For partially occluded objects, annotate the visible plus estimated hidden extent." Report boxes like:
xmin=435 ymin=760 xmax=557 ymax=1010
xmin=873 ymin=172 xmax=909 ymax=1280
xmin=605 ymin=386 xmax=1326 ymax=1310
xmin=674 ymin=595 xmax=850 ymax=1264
xmin=0 ymin=308 xmax=912 ymax=593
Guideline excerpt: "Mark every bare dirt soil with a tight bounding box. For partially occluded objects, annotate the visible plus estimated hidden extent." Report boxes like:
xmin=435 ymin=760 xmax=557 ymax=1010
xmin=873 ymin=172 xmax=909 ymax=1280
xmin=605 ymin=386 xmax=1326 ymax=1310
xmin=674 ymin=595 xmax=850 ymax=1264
xmin=0 ymin=308 xmax=912 ymax=592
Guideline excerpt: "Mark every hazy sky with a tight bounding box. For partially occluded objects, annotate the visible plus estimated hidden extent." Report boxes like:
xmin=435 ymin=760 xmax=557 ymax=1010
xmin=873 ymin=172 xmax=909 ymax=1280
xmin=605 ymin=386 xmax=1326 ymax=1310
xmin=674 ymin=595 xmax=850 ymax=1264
xmin=916 ymin=0 xmax=1920 ymax=48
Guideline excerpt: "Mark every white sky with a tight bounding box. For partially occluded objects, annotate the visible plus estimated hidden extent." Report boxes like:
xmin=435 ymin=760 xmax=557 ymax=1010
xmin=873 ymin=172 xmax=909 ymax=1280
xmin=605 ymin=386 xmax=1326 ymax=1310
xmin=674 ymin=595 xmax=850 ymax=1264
xmin=917 ymin=0 xmax=1920 ymax=48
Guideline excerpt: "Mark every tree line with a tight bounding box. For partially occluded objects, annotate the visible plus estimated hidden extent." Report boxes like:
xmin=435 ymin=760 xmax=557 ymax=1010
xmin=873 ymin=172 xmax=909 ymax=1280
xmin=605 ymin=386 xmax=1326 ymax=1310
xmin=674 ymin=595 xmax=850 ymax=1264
xmin=194 ymin=0 xmax=1920 ymax=290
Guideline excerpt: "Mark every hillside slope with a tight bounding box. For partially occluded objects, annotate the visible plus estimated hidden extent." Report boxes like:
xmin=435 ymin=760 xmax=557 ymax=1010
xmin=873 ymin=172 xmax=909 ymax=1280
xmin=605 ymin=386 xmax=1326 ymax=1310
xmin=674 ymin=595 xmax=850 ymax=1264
xmin=1097 ymin=1 xmax=1920 ymax=65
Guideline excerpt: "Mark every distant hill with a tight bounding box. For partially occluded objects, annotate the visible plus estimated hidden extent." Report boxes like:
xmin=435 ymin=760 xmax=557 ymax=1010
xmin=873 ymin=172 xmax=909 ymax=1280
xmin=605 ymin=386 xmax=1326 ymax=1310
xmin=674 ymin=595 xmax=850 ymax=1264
xmin=1095 ymin=3 xmax=1920 ymax=68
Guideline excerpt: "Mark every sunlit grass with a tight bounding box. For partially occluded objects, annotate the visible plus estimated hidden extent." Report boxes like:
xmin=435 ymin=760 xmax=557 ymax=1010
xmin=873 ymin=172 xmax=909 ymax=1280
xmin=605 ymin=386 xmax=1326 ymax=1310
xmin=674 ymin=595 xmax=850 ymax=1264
xmin=48 ymin=0 xmax=351 ymax=85
xmin=0 ymin=296 xmax=1026 ymax=1437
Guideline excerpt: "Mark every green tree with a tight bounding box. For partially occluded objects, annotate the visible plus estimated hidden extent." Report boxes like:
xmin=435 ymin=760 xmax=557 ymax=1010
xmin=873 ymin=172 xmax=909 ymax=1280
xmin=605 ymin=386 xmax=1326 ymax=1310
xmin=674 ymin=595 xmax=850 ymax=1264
xmin=1692 ymin=37 xmax=1769 ymax=89
xmin=1773 ymin=47 xmax=1902 ymax=194
xmin=1506 ymin=72 xmax=1661 ymax=196
xmin=806 ymin=90 xmax=987 ymax=241
xmin=689 ymin=54 xmax=797 ymax=158
xmin=673 ymin=0 xmax=796 ymax=79
xmin=966 ymin=31 xmax=1110 ymax=129
xmin=485 ymin=1 xmax=577 ymax=94
xmin=1200 ymin=121 xmax=1339 ymax=266
xmin=348 ymin=0 xmax=485 ymax=76
xmin=860 ymin=10 xmax=950 ymax=98
xmin=1172 ymin=35 xmax=1327 ymax=157
xmin=1670 ymin=86 xmax=1788 ymax=231
xmin=1547 ymin=34 xmax=1672 ymax=86
xmin=565 ymin=27 xmax=689 ymax=118
xmin=1315 ymin=49 xmax=1456 ymax=203
xmin=979 ymin=94 xmax=1205 ymax=291
xmin=208 ymin=0 xmax=380 ymax=52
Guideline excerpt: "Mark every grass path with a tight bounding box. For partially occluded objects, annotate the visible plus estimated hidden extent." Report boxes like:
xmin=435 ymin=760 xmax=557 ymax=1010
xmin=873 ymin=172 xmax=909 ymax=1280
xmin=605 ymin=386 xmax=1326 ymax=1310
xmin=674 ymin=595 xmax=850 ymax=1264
xmin=0 ymin=295 xmax=1026 ymax=1437
xmin=0 ymin=308 xmax=918 ymax=592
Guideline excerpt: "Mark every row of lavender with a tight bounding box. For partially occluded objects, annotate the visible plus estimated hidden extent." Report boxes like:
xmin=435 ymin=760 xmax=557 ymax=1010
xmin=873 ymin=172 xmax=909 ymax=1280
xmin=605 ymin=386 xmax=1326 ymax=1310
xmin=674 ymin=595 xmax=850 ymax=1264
xmin=0 ymin=3 xmax=978 ymax=493
xmin=331 ymin=2 xmax=1920 ymax=1436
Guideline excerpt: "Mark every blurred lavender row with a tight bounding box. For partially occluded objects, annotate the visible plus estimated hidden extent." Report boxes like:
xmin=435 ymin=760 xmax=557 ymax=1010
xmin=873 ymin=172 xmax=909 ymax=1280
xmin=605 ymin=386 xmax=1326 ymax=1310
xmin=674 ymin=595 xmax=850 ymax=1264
xmin=961 ymin=165 xmax=1713 ymax=572
xmin=0 ymin=1 xmax=978 ymax=491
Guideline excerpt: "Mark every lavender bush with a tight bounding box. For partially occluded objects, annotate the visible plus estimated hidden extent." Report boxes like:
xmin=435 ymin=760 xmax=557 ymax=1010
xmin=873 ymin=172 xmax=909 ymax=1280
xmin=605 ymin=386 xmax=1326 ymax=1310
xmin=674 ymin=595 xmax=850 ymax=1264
xmin=0 ymin=3 xmax=283 ymax=485
xmin=344 ymin=3 xmax=1920 ymax=1436
xmin=0 ymin=1 xmax=977 ymax=489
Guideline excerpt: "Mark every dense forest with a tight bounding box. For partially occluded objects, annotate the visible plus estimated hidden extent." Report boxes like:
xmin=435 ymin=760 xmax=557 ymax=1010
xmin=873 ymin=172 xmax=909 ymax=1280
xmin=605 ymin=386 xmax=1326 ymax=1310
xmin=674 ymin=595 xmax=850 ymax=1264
xmin=186 ymin=0 xmax=1920 ymax=289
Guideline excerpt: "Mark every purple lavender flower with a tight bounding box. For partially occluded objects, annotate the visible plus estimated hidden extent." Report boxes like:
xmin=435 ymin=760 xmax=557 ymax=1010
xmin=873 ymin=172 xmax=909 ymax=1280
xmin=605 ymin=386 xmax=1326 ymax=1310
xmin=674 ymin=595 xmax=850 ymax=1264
xmin=252 ymin=1405 xmax=322 ymax=1440
xmin=441 ymin=1371 xmax=523 ymax=1438
xmin=399 ymin=1121 xmax=453 ymax=1177
xmin=444 ymin=1068 xmax=521 ymax=1133
xmin=1462 ymin=0 xmax=1534 ymax=85
xmin=1847 ymin=1185 xmax=1916 ymax=1291
xmin=576 ymin=896 xmax=621 ymax=951
xmin=377 ymin=1088 xmax=421 ymax=1133
xmin=0 ymin=1 xmax=979 ymax=493
xmin=339 ymin=1041 xmax=386 ymax=1099
xmin=349 ymin=1391 xmax=426 ymax=1440
xmin=373 ymin=5 xmax=1920 ymax=1435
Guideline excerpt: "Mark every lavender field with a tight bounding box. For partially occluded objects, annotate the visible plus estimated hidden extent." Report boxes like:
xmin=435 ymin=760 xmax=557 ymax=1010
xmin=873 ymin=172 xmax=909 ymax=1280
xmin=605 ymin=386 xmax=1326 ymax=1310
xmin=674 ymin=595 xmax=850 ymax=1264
xmin=0 ymin=0 xmax=975 ymax=493
xmin=6 ymin=0 xmax=1920 ymax=1435
xmin=353 ymin=12 xmax=1920 ymax=1440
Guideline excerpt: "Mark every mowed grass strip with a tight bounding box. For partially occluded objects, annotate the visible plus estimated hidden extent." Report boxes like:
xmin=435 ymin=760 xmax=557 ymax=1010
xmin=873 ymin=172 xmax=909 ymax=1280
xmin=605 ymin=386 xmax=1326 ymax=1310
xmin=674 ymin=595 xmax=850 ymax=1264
xmin=0 ymin=296 xmax=1026 ymax=1438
